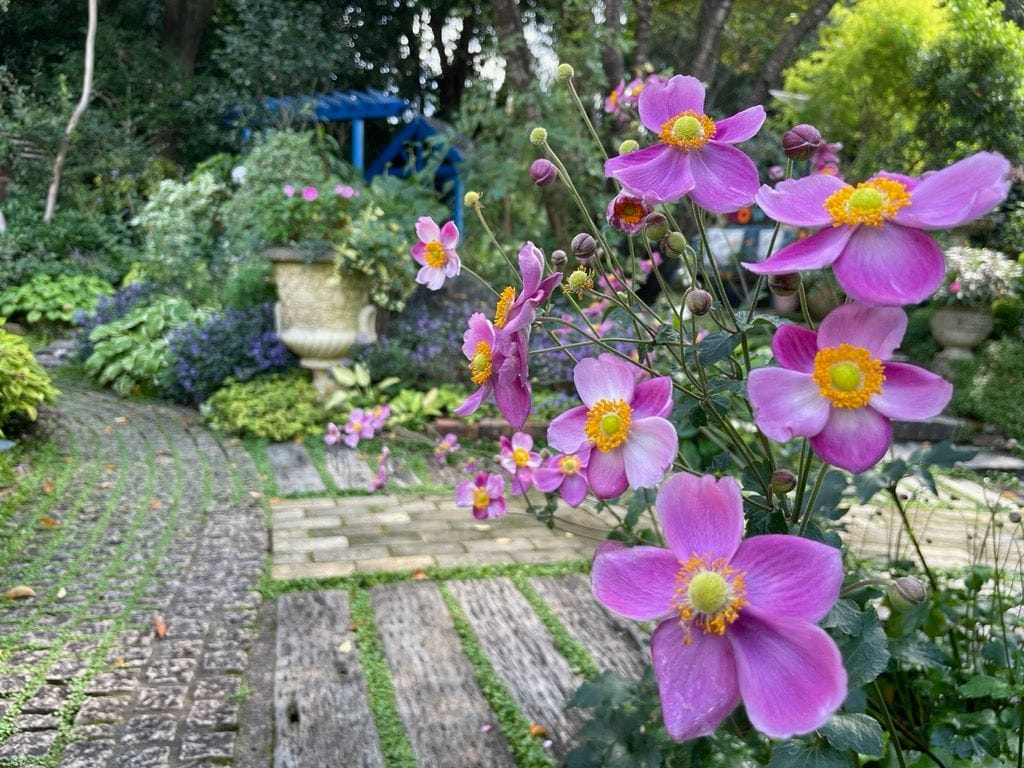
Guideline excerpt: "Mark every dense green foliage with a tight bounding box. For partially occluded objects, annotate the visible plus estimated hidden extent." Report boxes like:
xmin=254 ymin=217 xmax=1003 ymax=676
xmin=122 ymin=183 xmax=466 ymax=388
xmin=200 ymin=373 xmax=325 ymax=440
xmin=954 ymin=337 xmax=1024 ymax=435
xmin=0 ymin=330 xmax=59 ymax=437
xmin=0 ymin=274 xmax=113 ymax=325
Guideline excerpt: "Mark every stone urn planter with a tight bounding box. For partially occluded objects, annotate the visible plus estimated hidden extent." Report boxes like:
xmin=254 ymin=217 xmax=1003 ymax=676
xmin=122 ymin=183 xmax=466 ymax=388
xmin=266 ymin=247 xmax=377 ymax=397
xmin=929 ymin=305 xmax=993 ymax=376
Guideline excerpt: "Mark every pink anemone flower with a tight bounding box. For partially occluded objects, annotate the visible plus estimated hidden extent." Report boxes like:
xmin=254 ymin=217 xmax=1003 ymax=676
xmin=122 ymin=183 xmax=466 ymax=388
xmin=604 ymin=75 xmax=765 ymax=212
xmin=593 ymin=473 xmax=846 ymax=741
xmin=493 ymin=242 xmax=563 ymax=335
xmin=434 ymin=433 xmax=460 ymax=464
xmin=411 ymin=216 xmax=461 ymax=290
xmin=604 ymin=80 xmax=625 ymax=115
xmin=453 ymin=313 xmax=532 ymax=429
xmin=606 ymin=191 xmax=654 ymax=235
xmin=745 ymin=152 xmax=1011 ymax=305
xmin=368 ymin=447 xmax=390 ymax=492
xmin=301 ymin=186 xmax=318 ymax=201
xmin=499 ymin=432 xmax=542 ymax=495
xmin=324 ymin=422 xmax=342 ymax=447
xmin=748 ymin=303 xmax=953 ymax=474
xmin=368 ymin=404 xmax=391 ymax=430
xmin=533 ymin=452 xmax=590 ymax=507
xmin=343 ymin=408 xmax=375 ymax=448
xmin=455 ymin=471 xmax=507 ymax=520
xmin=547 ymin=353 xmax=677 ymax=499
xmin=282 ymin=185 xmax=295 ymax=198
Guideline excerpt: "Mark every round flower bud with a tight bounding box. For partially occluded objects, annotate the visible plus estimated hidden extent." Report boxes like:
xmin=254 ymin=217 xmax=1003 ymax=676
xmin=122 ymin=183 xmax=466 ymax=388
xmin=529 ymin=127 xmax=548 ymax=145
xmin=530 ymin=158 xmax=557 ymax=186
xmin=618 ymin=139 xmax=640 ymax=155
xmin=571 ymin=232 xmax=597 ymax=259
xmin=782 ymin=124 xmax=822 ymax=161
xmin=768 ymin=272 xmax=801 ymax=297
xmin=770 ymin=468 xmax=797 ymax=494
xmin=1009 ymin=510 xmax=1021 ymax=524
xmin=685 ymin=289 xmax=713 ymax=316
xmin=463 ymin=190 xmax=481 ymax=206
xmin=888 ymin=576 xmax=927 ymax=611
xmin=664 ymin=231 xmax=688 ymax=256
xmin=556 ymin=63 xmax=575 ymax=81
xmin=551 ymin=249 xmax=568 ymax=266
xmin=642 ymin=212 xmax=669 ymax=241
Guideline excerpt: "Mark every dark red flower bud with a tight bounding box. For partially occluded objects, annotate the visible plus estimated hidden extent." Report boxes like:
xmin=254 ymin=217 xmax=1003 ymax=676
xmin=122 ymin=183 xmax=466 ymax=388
xmin=782 ymin=124 xmax=822 ymax=161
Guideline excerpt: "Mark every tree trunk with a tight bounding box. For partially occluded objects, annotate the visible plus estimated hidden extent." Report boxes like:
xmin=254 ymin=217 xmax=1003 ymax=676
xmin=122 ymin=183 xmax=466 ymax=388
xmin=161 ymin=0 xmax=216 ymax=77
xmin=44 ymin=0 xmax=98 ymax=224
xmin=431 ymin=11 xmax=476 ymax=118
xmin=601 ymin=0 xmax=624 ymax=91
xmin=687 ymin=0 xmax=734 ymax=88
xmin=633 ymin=0 xmax=653 ymax=71
xmin=745 ymin=0 xmax=838 ymax=108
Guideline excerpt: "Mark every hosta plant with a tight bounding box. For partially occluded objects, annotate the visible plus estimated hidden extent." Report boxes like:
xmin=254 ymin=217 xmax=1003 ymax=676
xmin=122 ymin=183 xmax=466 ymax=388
xmin=0 ymin=273 xmax=114 ymax=325
xmin=0 ymin=330 xmax=59 ymax=437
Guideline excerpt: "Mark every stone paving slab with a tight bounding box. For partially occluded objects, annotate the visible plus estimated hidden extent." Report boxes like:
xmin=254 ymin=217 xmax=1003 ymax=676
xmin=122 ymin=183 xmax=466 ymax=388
xmin=266 ymin=442 xmax=326 ymax=495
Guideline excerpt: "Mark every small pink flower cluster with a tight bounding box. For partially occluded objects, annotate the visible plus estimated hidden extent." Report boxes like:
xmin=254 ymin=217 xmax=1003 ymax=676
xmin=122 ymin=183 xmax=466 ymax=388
xmin=283 ymin=184 xmax=360 ymax=200
xmin=324 ymin=404 xmax=390 ymax=450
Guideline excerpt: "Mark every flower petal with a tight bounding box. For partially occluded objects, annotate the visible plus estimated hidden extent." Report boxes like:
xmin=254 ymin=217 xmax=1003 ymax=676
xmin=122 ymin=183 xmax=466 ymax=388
xmin=461 ymin=313 xmax=494 ymax=359
xmin=587 ymin=447 xmax=629 ymax=499
xmin=729 ymin=608 xmax=847 ymax=739
xmin=591 ymin=545 xmax=679 ymax=620
xmin=871 ymin=362 xmax=952 ymax=421
xmin=833 ymin=225 xmax=945 ymax=306
xmin=494 ymin=368 xmax=531 ymax=430
xmin=713 ymin=106 xmax=766 ymax=144
xmin=638 ymin=75 xmax=705 ymax=132
xmin=410 ymin=241 xmax=428 ymax=265
xmin=547 ymin=405 xmax=589 ymax=454
xmin=810 ymin=406 xmax=891 ymax=474
xmin=574 ymin=354 xmax=635 ymax=408
xmin=517 ymin=241 xmax=544 ymax=297
xmin=658 ymin=473 xmax=744 ymax=561
xmin=816 ymin=302 xmax=907 ymax=360
xmin=560 ymin=474 xmax=588 ymax=507
xmin=622 ymin=417 xmax=677 ymax=489
xmin=771 ymin=324 xmax=819 ymax=374
xmin=651 ymin=619 xmax=741 ymax=742
xmin=454 ymin=480 xmax=474 ymax=506
xmin=453 ymin=383 xmax=490 ymax=417
xmin=688 ymin=142 xmax=760 ymax=214
xmin=730 ymin=535 xmax=842 ymax=622
xmin=415 ymin=216 xmax=440 ymax=243
xmin=897 ymin=152 xmax=1011 ymax=229
xmin=532 ymin=465 xmax=563 ymax=493
xmin=748 ymin=368 xmax=830 ymax=442
xmin=754 ymin=175 xmax=846 ymax=227
xmin=439 ymin=220 xmax=459 ymax=248
xmin=744 ymin=225 xmax=853 ymax=275
xmin=631 ymin=376 xmax=673 ymax=418
xmin=604 ymin=144 xmax=695 ymax=203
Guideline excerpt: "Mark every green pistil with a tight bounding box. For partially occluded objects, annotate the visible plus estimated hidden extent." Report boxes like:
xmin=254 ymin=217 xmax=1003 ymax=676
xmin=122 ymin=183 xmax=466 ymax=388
xmin=848 ymin=186 xmax=884 ymax=212
xmin=830 ymin=362 xmax=862 ymax=392
xmin=672 ymin=115 xmax=702 ymax=140
xmin=600 ymin=413 xmax=621 ymax=436
xmin=688 ymin=571 xmax=728 ymax=614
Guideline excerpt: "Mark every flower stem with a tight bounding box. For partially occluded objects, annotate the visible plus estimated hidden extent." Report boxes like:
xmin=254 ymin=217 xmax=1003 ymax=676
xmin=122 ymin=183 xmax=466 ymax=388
xmin=873 ymin=682 xmax=908 ymax=768
xmin=796 ymin=460 xmax=829 ymax=536
xmin=469 ymin=200 xmax=517 ymax=278
xmin=564 ymin=77 xmax=608 ymax=161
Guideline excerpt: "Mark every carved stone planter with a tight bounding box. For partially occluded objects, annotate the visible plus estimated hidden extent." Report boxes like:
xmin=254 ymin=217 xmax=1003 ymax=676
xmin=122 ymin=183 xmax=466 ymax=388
xmin=929 ymin=305 xmax=993 ymax=377
xmin=266 ymin=247 xmax=376 ymax=397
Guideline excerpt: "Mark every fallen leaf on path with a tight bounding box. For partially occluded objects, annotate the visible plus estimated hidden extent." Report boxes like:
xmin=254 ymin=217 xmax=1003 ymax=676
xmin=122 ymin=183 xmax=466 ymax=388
xmin=337 ymin=640 xmax=353 ymax=654
xmin=102 ymin=426 xmax=113 ymax=434
xmin=248 ymin=491 xmax=263 ymax=500
xmin=269 ymin=498 xmax=280 ymax=505
xmin=56 ymin=587 xmax=67 ymax=600
xmin=112 ymin=656 xmax=125 ymax=667
xmin=410 ymin=569 xmax=429 ymax=581
xmin=114 ymin=416 xmax=129 ymax=425
xmin=529 ymin=723 xmax=548 ymax=738
xmin=39 ymin=516 xmax=60 ymax=529
xmin=42 ymin=481 xmax=55 ymax=494
xmin=150 ymin=499 xmax=162 ymax=509
xmin=98 ymin=481 xmax=113 ymax=490
xmin=152 ymin=615 xmax=167 ymax=639
xmin=4 ymin=586 xmax=36 ymax=600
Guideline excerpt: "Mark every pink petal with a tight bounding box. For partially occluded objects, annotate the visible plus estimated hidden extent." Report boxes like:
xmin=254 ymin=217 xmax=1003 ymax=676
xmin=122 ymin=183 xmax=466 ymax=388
xmin=897 ymin=152 xmax=1011 ymax=229
xmin=754 ymin=175 xmax=846 ymax=228
xmin=547 ymin=406 xmax=589 ymax=454
xmin=417 ymin=265 xmax=445 ymax=290
xmin=454 ymin=480 xmax=475 ymax=506
xmin=453 ymin=383 xmax=490 ymax=417
xmin=532 ymin=465 xmax=563 ymax=493
xmin=439 ymin=220 xmax=459 ymax=248
xmin=712 ymin=105 xmax=766 ymax=144
xmin=651 ymin=619 xmax=740 ymax=742
xmin=744 ymin=225 xmax=853 ymax=275
xmin=817 ymin=302 xmax=907 ymax=360
xmin=560 ymin=474 xmax=588 ymax=507
xmin=587 ymin=447 xmax=628 ymax=499
xmin=622 ymin=417 xmax=677 ymax=489
xmin=410 ymin=241 xmax=428 ymax=266
xmin=638 ymin=75 xmax=705 ymax=132
xmin=574 ymin=354 xmax=635 ymax=408
xmin=748 ymin=368 xmax=830 ymax=442
xmin=461 ymin=313 xmax=494 ymax=359
xmin=415 ymin=216 xmax=440 ymax=243
xmin=604 ymin=144 xmax=695 ymax=203
xmin=688 ymin=142 xmax=760 ymax=214
xmin=729 ymin=609 xmax=847 ymax=739
xmin=591 ymin=545 xmax=679 ymax=621
xmin=494 ymin=369 xmax=531 ymax=429
xmin=445 ymin=254 xmax=461 ymax=277
xmin=631 ymin=376 xmax=673 ymax=418
xmin=810 ymin=406 xmax=891 ymax=474
xmin=871 ymin=362 xmax=952 ymax=421
xmin=833 ymin=224 xmax=945 ymax=306
xmin=657 ymin=473 xmax=744 ymax=562
xmin=517 ymin=241 xmax=544 ymax=296
xmin=771 ymin=325 xmax=819 ymax=374
xmin=730 ymin=535 xmax=842 ymax=622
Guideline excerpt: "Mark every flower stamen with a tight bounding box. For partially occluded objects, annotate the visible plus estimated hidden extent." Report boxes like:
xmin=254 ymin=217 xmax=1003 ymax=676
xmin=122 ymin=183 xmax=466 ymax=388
xmin=659 ymin=110 xmax=717 ymax=151
xmin=494 ymin=286 xmax=516 ymax=329
xmin=824 ymin=178 xmax=911 ymax=227
xmin=424 ymin=241 xmax=447 ymax=268
xmin=812 ymin=343 xmax=885 ymax=408
xmin=558 ymin=455 xmax=581 ymax=475
xmin=512 ymin=447 xmax=531 ymax=467
xmin=472 ymin=486 xmax=490 ymax=510
xmin=584 ymin=398 xmax=633 ymax=452
xmin=469 ymin=341 xmax=492 ymax=386
xmin=671 ymin=555 xmax=747 ymax=643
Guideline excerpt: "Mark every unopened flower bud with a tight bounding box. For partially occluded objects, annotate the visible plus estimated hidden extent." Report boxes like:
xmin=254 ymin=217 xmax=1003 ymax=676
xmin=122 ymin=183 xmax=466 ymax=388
xmin=685 ymin=289 xmax=713 ymax=316
xmin=768 ymin=272 xmax=801 ymax=297
xmin=664 ymin=231 xmax=688 ymax=256
xmin=571 ymin=232 xmax=597 ymax=259
xmin=782 ymin=124 xmax=822 ymax=161
xmin=888 ymin=576 xmax=928 ymax=611
xmin=556 ymin=63 xmax=575 ymax=80
xmin=529 ymin=127 xmax=548 ymax=145
xmin=463 ymin=190 xmax=481 ymax=206
xmin=642 ymin=212 xmax=669 ymax=241
xmin=618 ymin=139 xmax=640 ymax=155
xmin=530 ymin=158 xmax=557 ymax=186
xmin=1010 ymin=510 xmax=1021 ymax=524
xmin=551 ymin=249 xmax=567 ymax=266
xmin=770 ymin=468 xmax=797 ymax=494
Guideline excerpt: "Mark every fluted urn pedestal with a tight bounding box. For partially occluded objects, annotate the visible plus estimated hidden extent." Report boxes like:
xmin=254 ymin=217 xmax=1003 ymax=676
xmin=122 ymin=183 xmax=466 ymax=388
xmin=929 ymin=306 xmax=993 ymax=378
xmin=266 ymin=247 xmax=377 ymax=398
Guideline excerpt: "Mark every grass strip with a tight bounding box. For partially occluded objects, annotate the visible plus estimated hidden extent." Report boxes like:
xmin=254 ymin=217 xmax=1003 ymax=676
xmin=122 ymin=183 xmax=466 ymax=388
xmin=242 ymin=436 xmax=280 ymax=498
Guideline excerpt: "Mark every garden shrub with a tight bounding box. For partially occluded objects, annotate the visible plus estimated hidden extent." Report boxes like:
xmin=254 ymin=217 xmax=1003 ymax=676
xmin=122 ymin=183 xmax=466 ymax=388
xmin=899 ymin=306 xmax=939 ymax=366
xmin=199 ymin=373 xmax=325 ymax=441
xmin=959 ymin=337 xmax=1024 ymax=435
xmin=74 ymin=283 xmax=157 ymax=361
xmin=0 ymin=273 xmax=114 ymax=325
xmin=163 ymin=304 xmax=293 ymax=405
xmin=0 ymin=330 xmax=59 ymax=437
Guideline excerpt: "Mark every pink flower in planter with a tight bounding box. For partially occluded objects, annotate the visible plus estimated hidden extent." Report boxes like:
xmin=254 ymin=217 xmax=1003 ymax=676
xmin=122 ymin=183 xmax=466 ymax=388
xmin=493 ymin=242 xmax=563 ymax=335
xmin=368 ymin=404 xmax=391 ymax=430
xmin=455 ymin=471 xmax=507 ymax=520
xmin=748 ymin=303 xmax=953 ymax=474
xmin=301 ymin=186 xmax=318 ymax=201
xmin=453 ymin=313 xmax=532 ymax=429
xmin=547 ymin=353 xmax=677 ymax=499
xmin=434 ymin=433 xmax=460 ymax=464
xmin=592 ymin=473 xmax=846 ymax=741
xmin=283 ymin=185 xmax=295 ymax=198
xmin=604 ymin=75 xmax=765 ymax=211
xmin=343 ymin=408 xmax=375 ymax=448
xmin=324 ymin=422 xmax=342 ymax=447
xmin=411 ymin=216 xmax=461 ymax=290
xmin=499 ymin=432 xmax=542 ymax=495
xmin=745 ymin=152 xmax=1011 ymax=305
xmin=334 ymin=184 xmax=357 ymax=198
xmin=606 ymin=191 xmax=654 ymax=235
xmin=533 ymin=452 xmax=590 ymax=507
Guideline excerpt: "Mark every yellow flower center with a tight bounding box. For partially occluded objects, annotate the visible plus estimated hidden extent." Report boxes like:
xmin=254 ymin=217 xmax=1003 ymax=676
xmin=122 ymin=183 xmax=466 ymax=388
xmin=472 ymin=486 xmax=490 ymax=509
xmin=425 ymin=241 xmax=447 ymax=268
xmin=811 ymin=343 xmax=885 ymax=408
xmin=469 ymin=341 xmax=492 ymax=386
xmin=558 ymin=455 xmax=581 ymax=475
xmin=513 ymin=447 xmax=531 ymax=467
xmin=823 ymin=178 xmax=911 ymax=227
xmin=494 ymin=286 xmax=516 ymax=329
xmin=584 ymin=398 xmax=633 ymax=452
xmin=672 ymin=556 xmax=747 ymax=643
xmin=563 ymin=268 xmax=594 ymax=298
xmin=608 ymin=90 xmax=619 ymax=106
xmin=614 ymin=198 xmax=645 ymax=225
xmin=659 ymin=110 xmax=716 ymax=150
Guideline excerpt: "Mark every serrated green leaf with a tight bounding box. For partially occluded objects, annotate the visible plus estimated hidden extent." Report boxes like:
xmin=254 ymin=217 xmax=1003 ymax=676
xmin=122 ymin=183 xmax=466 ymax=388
xmin=767 ymin=739 xmax=849 ymax=768
xmin=918 ymin=440 xmax=977 ymax=467
xmin=838 ymin=612 xmax=890 ymax=687
xmin=959 ymin=674 xmax=1015 ymax=699
xmin=820 ymin=713 xmax=884 ymax=757
xmin=692 ymin=332 xmax=740 ymax=367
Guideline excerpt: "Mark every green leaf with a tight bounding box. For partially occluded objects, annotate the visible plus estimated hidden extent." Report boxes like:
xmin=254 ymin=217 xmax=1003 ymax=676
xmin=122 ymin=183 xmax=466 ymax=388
xmin=820 ymin=713 xmax=884 ymax=757
xmin=918 ymin=440 xmax=977 ymax=468
xmin=26 ymin=309 xmax=41 ymax=323
xmin=767 ymin=739 xmax=849 ymax=768
xmin=838 ymin=611 xmax=890 ymax=687
xmin=692 ymin=332 xmax=740 ymax=367
xmin=853 ymin=471 xmax=886 ymax=503
xmin=654 ymin=325 xmax=680 ymax=345
xmin=959 ymin=674 xmax=1015 ymax=699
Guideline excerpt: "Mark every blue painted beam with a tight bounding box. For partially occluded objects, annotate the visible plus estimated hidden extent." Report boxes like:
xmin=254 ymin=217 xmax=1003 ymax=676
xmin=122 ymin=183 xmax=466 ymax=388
xmin=352 ymin=119 xmax=365 ymax=171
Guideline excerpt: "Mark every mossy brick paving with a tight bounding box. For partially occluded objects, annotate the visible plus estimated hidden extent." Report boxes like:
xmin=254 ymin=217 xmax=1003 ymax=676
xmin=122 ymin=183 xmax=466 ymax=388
xmin=0 ymin=385 xmax=266 ymax=767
